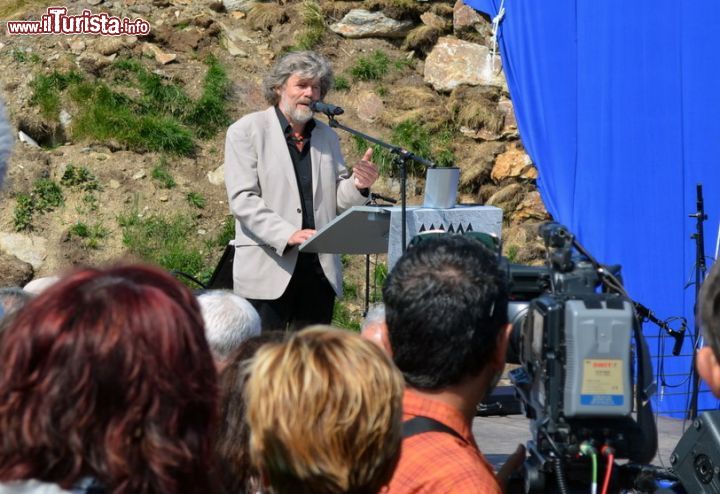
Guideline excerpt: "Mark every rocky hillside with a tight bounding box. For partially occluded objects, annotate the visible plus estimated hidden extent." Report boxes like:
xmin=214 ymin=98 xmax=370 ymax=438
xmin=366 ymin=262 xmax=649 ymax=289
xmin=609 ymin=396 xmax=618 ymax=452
xmin=0 ymin=0 xmax=549 ymax=325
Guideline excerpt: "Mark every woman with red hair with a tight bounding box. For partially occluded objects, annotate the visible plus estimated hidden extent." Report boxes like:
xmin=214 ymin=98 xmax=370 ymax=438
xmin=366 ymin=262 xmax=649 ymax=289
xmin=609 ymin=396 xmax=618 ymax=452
xmin=0 ymin=265 xmax=218 ymax=494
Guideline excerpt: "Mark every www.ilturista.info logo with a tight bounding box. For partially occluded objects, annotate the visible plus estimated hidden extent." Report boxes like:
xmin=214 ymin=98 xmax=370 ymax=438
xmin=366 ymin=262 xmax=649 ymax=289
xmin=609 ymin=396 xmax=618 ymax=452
xmin=6 ymin=7 xmax=151 ymax=36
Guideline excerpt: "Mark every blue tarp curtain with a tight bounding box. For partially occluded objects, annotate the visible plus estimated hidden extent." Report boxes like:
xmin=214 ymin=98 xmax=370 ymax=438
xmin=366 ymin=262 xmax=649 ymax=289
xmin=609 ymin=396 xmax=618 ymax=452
xmin=467 ymin=0 xmax=720 ymax=416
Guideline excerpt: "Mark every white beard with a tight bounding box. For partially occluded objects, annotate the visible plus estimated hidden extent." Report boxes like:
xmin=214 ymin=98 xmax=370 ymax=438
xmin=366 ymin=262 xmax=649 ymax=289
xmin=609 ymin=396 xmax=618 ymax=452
xmin=281 ymin=101 xmax=313 ymax=125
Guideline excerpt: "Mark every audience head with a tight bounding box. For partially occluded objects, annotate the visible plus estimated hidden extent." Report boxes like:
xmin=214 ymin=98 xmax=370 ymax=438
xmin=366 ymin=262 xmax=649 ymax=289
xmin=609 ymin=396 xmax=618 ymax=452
xmin=215 ymin=331 xmax=287 ymax=494
xmin=0 ymin=264 xmax=218 ymax=493
xmin=0 ymin=99 xmax=11 ymax=188
xmin=697 ymin=262 xmax=720 ymax=396
xmin=244 ymin=326 xmax=404 ymax=494
xmin=382 ymin=234 xmax=509 ymax=390
xmin=23 ymin=275 xmax=60 ymax=295
xmin=361 ymin=303 xmax=391 ymax=355
xmin=0 ymin=287 xmax=32 ymax=321
xmin=197 ymin=289 xmax=261 ymax=362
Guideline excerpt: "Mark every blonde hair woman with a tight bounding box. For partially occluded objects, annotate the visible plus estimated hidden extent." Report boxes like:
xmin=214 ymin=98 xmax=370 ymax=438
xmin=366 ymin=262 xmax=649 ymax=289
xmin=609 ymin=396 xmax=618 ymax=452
xmin=244 ymin=326 xmax=404 ymax=494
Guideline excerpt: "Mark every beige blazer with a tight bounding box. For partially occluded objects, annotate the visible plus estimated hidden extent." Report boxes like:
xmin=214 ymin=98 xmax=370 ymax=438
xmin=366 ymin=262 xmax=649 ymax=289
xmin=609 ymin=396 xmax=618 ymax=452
xmin=224 ymin=107 xmax=366 ymax=300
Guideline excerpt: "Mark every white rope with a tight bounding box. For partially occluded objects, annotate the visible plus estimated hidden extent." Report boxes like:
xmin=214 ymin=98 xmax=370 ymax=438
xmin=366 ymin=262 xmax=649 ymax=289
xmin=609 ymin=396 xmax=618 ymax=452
xmin=490 ymin=0 xmax=506 ymax=73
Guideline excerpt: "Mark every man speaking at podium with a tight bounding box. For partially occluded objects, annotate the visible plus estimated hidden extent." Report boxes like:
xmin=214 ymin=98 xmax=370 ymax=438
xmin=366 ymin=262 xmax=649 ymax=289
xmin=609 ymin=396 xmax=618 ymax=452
xmin=224 ymin=51 xmax=378 ymax=331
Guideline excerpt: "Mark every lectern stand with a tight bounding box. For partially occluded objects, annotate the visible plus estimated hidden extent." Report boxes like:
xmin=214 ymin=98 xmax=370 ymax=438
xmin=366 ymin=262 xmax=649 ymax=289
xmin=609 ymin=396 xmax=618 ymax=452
xmin=299 ymin=206 xmax=391 ymax=254
xmin=300 ymin=205 xmax=391 ymax=315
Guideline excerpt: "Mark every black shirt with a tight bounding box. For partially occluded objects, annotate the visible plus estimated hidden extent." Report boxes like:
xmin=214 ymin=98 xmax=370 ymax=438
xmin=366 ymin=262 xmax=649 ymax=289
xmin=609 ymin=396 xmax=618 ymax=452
xmin=275 ymin=106 xmax=316 ymax=230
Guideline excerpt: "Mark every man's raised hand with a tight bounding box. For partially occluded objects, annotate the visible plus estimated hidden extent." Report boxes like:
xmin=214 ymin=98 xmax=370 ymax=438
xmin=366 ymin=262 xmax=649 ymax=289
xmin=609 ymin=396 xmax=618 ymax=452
xmin=353 ymin=148 xmax=379 ymax=189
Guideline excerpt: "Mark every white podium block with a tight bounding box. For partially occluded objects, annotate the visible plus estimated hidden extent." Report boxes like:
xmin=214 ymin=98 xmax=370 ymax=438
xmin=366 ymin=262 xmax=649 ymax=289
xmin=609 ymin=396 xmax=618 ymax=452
xmin=388 ymin=205 xmax=503 ymax=268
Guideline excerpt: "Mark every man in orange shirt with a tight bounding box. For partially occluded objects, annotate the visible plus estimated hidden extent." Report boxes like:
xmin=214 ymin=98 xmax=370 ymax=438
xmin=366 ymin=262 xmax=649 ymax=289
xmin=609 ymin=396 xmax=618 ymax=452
xmin=381 ymin=235 xmax=524 ymax=493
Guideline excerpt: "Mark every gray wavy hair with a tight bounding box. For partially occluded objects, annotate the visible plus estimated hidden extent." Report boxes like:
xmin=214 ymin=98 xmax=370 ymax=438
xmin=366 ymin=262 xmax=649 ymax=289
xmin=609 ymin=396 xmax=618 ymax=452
xmin=262 ymin=51 xmax=333 ymax=106
xmin=0 ymin=100 xmax=12 ymax=188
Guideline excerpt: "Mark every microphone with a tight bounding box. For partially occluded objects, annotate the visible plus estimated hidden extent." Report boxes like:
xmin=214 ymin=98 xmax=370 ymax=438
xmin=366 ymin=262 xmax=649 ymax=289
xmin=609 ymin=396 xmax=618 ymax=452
xmin=310 ymin=101 xmax=344 ymax=116
xmin=672 ymin=320 xmax=687 ymax=356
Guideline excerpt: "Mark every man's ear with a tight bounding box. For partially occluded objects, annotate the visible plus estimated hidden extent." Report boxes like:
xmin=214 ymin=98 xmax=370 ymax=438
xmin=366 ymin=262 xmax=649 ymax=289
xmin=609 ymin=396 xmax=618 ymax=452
xmin=697 ymin=347 xmax=720 ymax=398
xmin=493 ymin=323 xmax=512 ymax=369
xmin=361 ymin=322 xmax=393 ymax=357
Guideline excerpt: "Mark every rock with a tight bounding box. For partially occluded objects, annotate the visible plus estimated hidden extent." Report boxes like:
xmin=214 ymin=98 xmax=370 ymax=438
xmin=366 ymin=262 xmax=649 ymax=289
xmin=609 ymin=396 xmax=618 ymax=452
xmin=491 ymin=145 xmax=536 ymax=182
xmin=512 ymin=191 xmax=549 ymax=222
xmin=486 ymin=183 xmax=523 ymax=209
xmin=356 ymin=90 xmax=384 ymax=123
xmin=420 ymin=12 xmax=449 ymax=31
xmin=458 ymin=141 xmax=506 ymax=189
xmin=132 ymin=169 xmax=146 ymax=180
xmin=209 ymin=1 xmax=225 ymax=12
xmin=218 ymin=21 xmax=253 ymax=44
xmin=233 ymin=80 xmax=265 ymax=110
xmin=142 ymin=43 xmax=177 ymax=65
xmin=0 ymin=251 xmax=34 ymax=288
xmin=159 ymin=195 xmax=169 ymax=202
xmin=153 ymin=25 xmax=205 ymax=52
xmin=223 ymin=37 xmax=248 ymax=57
xmin=94 ymin=37 xmax=126 ymax=56
xmin=59 ymin=109 xmax=72 ymax=127
xmin=424 ymin=37 xmax=506 ymax=92
xmin=498 ymin=98 xmax=518 ymax=138
xmin=330 ymin=9 xmax=414 ymax=39
xmin=109 ymin=179 xmax=121 ymax=189
xmin=223 ymin=0 xmax=254 ymax=13
xmin=18 ymin=131 xmax=40 ymax=149
xmin=230 ymin=11 xmax=246 ymax=19
xmin=78 ymin=52 xmax=115 ymax=74
xmin=0 ymin=233 xmax=48 ymax=271
xmin=207 ymin=164 xmax=225 ymax=186
xmin=197 ymin=228 xmax=207 ymax=235
xmin=87 ymin=0 xmax=103 ymax=5
xmin=70 ymin=40 xmax=86 ymax=54
xmin=453 ymin=0 xmax=482 ymax=32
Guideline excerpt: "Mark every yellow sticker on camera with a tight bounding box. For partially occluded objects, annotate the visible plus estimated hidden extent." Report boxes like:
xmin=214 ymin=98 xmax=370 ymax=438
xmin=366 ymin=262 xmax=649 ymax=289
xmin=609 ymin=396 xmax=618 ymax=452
xmin=581 ymin=359 xmax=624 ymax=395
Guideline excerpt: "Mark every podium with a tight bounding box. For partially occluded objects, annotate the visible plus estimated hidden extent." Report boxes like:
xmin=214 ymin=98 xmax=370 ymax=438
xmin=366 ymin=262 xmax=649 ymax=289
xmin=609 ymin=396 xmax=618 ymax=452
xmin=387 ymin=205 xmax=503 ymax=268
xmin=300 ymin=205 xmax=503 ymax=266
xmin=299 ymin=206 xmax=391 ymax=254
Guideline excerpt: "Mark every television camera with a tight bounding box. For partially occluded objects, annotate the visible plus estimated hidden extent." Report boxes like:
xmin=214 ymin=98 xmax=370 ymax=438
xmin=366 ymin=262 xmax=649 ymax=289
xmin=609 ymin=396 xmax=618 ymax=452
xmin=502 ymin=223 xmax=664 ymax=493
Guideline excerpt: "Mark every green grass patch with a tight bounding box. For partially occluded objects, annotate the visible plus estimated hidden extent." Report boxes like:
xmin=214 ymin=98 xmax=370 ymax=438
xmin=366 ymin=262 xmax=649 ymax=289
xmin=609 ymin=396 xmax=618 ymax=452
xmin=69 ymin=221 xmax=109 ymax=249
xmin=32 ymin=178 xmax=64 ymax=213
xmin=70 ymin=82 xmax=196 ymax=155
xmin=151 ymin=160 xmax=176 ymax=189
xmin=30 ymin=70 xmax=83 ymax=121
xmin=13 ymin=194 xmax=33 ymax=231
xmin=333 ymin=76 xmax=350 ymax=91
xmin=29 ymin=57 xmax=232 ymax=155
xmin=81 ymin=192 xmax=99 ymax=212
xmin=186 ymin=191 xmax=206 ymax=209
xmin=285 ymin=0 xmax=325 ymax=52
xmin=183 ymin=55 xmax=232 ymax=139
xmin=13 ymin=178 xmax=65 ymax=231
xmin=350 ymin=50 xmax=390 ymax=81
xmin=118 ymin=208 xmax=207 ymax=281
xmin=213 ymin=215 xmax=235 ymax=247
xmin=61 ymin=164 xmax=100 ymax=191
xmin=332 ymin=301 xmax=361 ymax=332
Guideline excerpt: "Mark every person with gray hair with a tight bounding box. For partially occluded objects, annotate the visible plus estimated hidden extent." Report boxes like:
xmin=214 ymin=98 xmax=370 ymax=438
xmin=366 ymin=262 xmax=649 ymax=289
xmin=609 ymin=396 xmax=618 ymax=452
xmin=224 ymin=51 xmax=379 ymax=331
xmin=197 ymin=290 xmax=261 ymax=362
xmin=361 ymin=303 xmax=392 ymax=355
xmin=0 ymin=99 xmax=12 ymax=188
xmin=0 ymin=287 xmax=32 ymax=322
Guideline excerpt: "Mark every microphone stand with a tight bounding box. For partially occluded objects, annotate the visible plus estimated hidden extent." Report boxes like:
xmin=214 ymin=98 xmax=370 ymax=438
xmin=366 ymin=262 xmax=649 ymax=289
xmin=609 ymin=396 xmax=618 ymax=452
xmin=362 ymin=193 xmax=397 ymax=317
xmin=689 ymin=183 xmax=708 ymax=420
xmin=323 ymin=115 xmax=435 ymax=254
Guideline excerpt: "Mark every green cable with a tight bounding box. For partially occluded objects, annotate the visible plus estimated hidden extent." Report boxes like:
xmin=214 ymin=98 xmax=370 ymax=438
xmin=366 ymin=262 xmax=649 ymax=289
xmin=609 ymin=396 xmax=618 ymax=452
xmin=579 ymin=442 xmax=598 ymax=494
